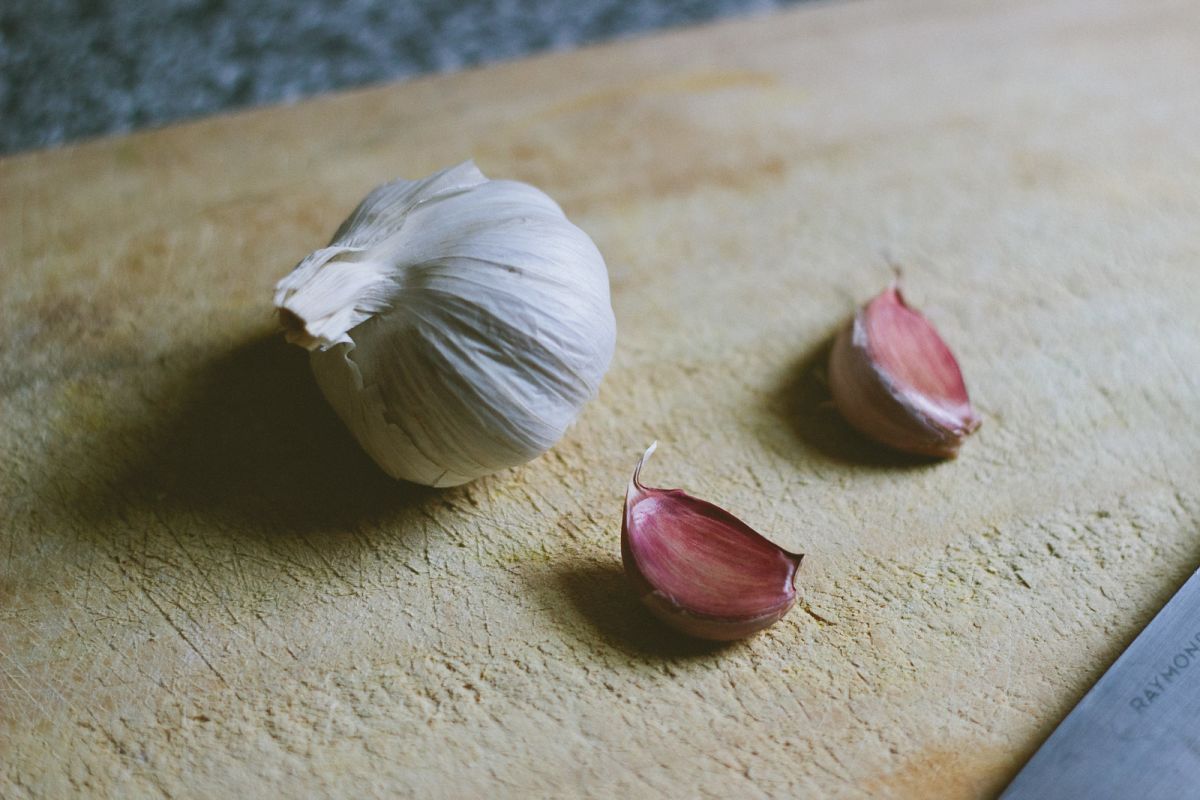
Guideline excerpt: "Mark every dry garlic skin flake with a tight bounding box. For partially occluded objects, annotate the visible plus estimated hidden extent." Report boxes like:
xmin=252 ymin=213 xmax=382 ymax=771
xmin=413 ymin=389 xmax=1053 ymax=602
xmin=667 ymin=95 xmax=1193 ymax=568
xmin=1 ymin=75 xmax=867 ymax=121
xmin=274 ymin=162 xmax=616 ymax=487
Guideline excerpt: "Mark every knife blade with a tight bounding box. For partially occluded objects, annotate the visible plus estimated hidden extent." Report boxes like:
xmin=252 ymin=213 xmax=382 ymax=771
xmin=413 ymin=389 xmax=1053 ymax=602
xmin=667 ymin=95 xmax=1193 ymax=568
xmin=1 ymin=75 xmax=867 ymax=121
xmin=1001 ymin=567 xmax=1200 ymax=799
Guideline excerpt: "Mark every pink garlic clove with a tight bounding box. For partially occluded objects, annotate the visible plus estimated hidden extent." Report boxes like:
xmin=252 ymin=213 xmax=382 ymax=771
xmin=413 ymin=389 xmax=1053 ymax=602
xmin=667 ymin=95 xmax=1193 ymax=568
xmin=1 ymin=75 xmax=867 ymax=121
xmin=621 ymin=443 xmax=804 ymax=641
xmin=828 ymin=284 xmax=981 ymax=458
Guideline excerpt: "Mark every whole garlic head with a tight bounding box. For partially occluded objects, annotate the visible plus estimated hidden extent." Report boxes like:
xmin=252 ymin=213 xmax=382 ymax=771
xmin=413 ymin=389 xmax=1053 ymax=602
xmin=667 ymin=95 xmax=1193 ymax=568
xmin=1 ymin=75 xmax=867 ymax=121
xmin=274 ymin=161 xmax=616 ymax=487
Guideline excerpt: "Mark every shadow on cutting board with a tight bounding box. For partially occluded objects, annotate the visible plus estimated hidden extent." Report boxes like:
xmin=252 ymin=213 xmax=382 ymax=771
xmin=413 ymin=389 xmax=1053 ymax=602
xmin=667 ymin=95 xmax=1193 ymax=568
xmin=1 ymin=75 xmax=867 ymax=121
xmin=767 ymin=332 xmax=940 ymax=470
xmin=78 ymin=333 xmax=440 ymax=543
xmin=550 ymin=561 xmax=736 ymax=661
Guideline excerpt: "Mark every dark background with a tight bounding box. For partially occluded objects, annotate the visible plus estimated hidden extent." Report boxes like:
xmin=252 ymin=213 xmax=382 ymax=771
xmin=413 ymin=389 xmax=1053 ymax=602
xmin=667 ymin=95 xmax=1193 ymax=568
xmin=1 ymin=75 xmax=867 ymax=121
xmin=0 ymin=0 xmax=809 ymax=155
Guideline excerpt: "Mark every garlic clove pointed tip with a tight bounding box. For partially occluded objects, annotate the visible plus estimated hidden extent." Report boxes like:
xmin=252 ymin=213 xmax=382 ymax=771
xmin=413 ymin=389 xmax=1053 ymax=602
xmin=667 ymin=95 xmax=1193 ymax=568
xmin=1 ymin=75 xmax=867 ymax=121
xmin=633 ymin=441 xmax=657 ymax=483
xmin=627 ymin=440 xmax=659 ymax=501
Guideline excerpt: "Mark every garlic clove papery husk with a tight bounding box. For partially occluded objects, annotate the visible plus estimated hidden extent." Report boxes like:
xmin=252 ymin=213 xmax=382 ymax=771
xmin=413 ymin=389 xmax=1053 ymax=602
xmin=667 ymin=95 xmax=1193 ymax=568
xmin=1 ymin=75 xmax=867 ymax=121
xmin=274 ymin=162 xmax=616 ymax=487
xmin=621 ymin=443 xmax=804 ymax=641
xmin=828 ymin=284 xmax=980 ymax=458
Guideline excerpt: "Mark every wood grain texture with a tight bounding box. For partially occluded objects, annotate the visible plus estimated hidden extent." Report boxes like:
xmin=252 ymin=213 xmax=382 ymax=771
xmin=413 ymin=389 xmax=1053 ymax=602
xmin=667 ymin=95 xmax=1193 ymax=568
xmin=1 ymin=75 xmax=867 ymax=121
xmin=3 ymin=0 xmax=1199 ymax=796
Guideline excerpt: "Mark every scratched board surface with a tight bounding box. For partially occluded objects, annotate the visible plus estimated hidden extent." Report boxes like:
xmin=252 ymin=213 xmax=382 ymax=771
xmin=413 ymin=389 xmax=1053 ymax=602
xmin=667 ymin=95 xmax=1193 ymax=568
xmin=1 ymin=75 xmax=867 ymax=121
xmin=3 ymin=0 xmax=1200 ymax=796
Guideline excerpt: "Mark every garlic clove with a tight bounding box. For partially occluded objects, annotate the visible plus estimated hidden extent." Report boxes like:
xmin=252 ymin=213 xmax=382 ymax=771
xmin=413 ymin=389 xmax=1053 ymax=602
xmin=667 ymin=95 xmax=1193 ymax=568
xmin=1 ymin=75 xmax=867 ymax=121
xmin=828 ymin=284 xmax=980 ymax=458
xmin=621 ymin=443 xmax=804 ymax=641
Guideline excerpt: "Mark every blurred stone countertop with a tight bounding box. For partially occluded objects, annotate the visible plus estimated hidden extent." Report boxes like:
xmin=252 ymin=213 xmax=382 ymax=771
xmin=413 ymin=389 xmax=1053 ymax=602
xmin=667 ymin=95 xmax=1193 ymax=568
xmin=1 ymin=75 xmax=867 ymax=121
xmin=0 ymin=0 xmax=804 ymax=155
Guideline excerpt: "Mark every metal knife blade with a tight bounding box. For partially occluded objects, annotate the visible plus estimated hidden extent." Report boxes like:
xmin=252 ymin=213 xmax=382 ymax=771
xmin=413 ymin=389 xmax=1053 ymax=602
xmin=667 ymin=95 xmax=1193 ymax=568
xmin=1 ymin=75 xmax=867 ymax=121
xmin=1002 ymin=567 xmax=1200 ymax=799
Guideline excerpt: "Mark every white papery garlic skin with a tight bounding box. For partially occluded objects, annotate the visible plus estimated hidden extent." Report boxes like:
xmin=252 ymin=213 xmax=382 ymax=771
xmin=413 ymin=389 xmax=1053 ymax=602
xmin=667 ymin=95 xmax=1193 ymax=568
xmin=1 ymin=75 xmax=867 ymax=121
xmin=274 ymin=161 xmax=616 ymax=487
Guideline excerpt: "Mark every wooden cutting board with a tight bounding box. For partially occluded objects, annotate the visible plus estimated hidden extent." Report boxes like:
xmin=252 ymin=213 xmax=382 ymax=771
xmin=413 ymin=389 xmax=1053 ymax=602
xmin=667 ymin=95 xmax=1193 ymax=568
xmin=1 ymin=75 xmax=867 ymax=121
xmin=4 ymin=0 xmax=1199 ymax=796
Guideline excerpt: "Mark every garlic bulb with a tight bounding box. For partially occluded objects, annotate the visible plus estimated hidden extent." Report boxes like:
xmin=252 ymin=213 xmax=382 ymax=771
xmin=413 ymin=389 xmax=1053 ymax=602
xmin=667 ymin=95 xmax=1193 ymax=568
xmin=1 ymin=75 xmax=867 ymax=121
xmin=274 ymin=161 xmax=616 ymax=487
